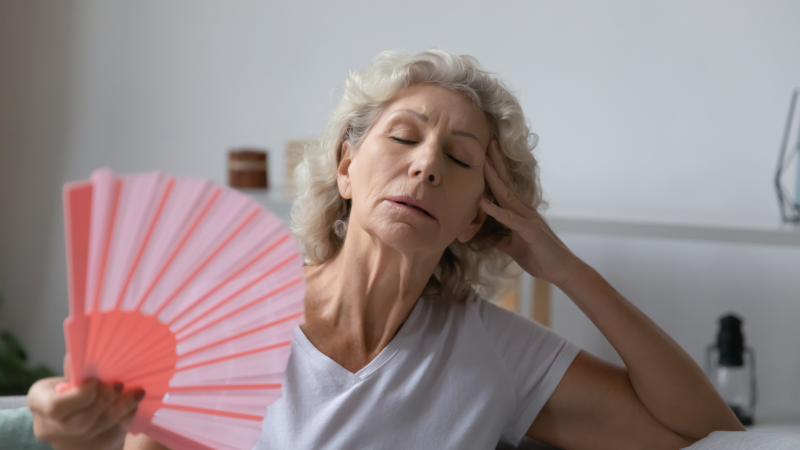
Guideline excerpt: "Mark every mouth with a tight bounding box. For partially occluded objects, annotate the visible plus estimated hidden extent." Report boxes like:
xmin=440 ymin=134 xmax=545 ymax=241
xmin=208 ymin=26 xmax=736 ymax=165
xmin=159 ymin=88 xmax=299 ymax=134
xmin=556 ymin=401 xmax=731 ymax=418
xmin=385 ymin=196 xmax=436 ymax=220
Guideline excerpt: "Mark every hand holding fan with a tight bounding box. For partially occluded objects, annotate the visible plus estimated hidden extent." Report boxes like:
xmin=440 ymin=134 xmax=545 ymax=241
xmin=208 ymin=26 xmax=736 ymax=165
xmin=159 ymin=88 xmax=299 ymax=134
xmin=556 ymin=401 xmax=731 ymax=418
xmin=61 ymin=168 xmax=305 ymax=450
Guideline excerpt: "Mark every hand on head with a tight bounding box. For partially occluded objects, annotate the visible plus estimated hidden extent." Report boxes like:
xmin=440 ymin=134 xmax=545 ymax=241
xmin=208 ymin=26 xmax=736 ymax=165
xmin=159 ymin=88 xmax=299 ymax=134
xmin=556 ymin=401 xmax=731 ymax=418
xmin=26 ymin=354 xmax=145 ymax=450
xmin=480 ymin=140 xmax=584 ymax=286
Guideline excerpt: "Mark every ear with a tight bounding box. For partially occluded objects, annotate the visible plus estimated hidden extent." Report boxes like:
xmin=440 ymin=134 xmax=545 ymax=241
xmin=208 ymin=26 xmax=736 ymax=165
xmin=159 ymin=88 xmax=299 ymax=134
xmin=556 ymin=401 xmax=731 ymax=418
xmin=337 ymin=141 xmax=353 ymax=200
xmin=456 ymin=203 xmax=488 ymax=243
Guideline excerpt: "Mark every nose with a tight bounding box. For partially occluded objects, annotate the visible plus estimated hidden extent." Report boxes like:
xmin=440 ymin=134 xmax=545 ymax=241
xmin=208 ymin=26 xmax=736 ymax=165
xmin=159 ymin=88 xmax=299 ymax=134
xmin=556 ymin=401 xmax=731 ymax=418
xmin=408 ymin=140 xmax=442 ymax=186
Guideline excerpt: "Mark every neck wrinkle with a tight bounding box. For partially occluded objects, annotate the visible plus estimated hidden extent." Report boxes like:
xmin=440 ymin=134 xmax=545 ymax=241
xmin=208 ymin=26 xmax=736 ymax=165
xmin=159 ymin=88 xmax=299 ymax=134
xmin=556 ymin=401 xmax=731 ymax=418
xmin=310 ymin=215 xmax=442 ymax=355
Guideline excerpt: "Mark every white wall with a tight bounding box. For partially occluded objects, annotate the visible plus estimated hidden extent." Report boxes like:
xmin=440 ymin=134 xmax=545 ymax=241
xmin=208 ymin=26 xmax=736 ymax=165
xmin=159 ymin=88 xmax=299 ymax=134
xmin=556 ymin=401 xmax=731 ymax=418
xmin=1 ymin=0 xmax=799 ymax=418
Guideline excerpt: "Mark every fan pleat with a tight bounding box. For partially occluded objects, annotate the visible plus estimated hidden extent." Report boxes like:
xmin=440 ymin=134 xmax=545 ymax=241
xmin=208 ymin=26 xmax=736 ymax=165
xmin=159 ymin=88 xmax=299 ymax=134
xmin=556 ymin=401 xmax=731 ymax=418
xmin=176 ymin=274 xmax=303 ymax=341
xmin=166 ymin=232 xmax=289 ymax=327
xmin=62 ymin=168 xmax=304 ymax=449
xmin=151 ymin=206 xmax=261 ymax=318
xmin=150 ymin=412 xmax=259 ymax=450
xmin=163 ymin=389 xmax=282 ymax=417
xmin=112 ymin=176 xmax=175 ymax=309
xmin=134 ymin=187 xmax=222 ymax=312
xmin=171 ymin=244 xmax=298 ymax=334
xmin=178 ymin=311 xmax=303 ymax=360
xmin=145 ymin=422 xmax=221 ymax=450
xmin=167 ymin=384 xmax=281 ymax=391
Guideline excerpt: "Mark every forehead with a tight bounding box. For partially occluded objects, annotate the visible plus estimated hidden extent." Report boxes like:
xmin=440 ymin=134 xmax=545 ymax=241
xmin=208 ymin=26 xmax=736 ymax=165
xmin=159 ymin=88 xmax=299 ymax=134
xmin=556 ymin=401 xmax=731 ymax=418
xmin=380 ymin=84 xmax=491 ymax=134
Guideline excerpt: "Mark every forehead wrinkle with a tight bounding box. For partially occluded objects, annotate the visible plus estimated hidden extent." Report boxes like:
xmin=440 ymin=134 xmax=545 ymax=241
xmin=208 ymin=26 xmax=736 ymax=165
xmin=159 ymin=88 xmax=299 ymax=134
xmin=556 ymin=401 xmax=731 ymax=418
xmin=451 ymin=129 xmax=482 ymax=146
xmin=395 ymin=108 xmax=429 ymax=122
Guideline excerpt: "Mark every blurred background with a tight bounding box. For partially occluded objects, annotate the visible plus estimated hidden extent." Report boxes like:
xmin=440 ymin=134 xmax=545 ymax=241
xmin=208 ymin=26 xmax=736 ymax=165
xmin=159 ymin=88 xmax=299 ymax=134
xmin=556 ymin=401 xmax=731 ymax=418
xmin=1 ymin=0 xmax=799 ymax=422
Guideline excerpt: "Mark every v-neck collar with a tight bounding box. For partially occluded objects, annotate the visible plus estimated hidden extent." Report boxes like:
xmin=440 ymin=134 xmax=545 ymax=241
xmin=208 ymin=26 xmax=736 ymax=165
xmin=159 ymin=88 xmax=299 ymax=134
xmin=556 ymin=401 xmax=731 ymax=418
xmin=293 ymin=296 xmax=426 ymax=383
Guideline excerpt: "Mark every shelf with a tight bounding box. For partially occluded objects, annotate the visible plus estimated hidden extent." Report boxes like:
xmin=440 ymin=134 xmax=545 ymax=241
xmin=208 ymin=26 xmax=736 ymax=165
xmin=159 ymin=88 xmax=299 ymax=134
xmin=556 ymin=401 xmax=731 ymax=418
xmin=747 ymin=415 xmax=800 ymax=435
xmin=546 ymin=215 xmax=800 ymax=248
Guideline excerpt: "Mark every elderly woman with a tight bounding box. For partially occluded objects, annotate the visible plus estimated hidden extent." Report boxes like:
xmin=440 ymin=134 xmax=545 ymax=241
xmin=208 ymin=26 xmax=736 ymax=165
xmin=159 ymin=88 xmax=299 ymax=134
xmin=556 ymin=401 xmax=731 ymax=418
xmin=28 ymin=49 xmax=743 ymax=450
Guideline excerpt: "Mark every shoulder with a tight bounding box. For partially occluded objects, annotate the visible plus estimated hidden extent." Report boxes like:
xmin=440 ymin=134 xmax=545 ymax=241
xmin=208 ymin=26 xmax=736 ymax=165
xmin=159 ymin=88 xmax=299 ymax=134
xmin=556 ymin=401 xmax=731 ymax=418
xmin=453 ymin=288 xmax=579 ymax=376
xmin=416 ymin=287 xmax=575 ymax=359
xmin=457 ymin=288 xmax=551 ymax=342
xmin=419 ymin=288 xmax=554 ymax=353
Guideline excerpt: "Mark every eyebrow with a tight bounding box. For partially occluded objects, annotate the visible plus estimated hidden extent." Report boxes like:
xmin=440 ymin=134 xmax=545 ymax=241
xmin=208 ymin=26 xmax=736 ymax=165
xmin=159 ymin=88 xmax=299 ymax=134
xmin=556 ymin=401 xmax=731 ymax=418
xmin=396 ymin=109 xmax=483 ymax=146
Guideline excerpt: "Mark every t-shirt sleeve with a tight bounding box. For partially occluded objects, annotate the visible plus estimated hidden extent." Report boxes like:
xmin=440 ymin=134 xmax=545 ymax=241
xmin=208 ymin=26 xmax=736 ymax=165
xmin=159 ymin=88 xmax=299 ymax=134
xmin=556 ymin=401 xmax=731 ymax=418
xmin=473 ymin=291 xmax=581 ymax=446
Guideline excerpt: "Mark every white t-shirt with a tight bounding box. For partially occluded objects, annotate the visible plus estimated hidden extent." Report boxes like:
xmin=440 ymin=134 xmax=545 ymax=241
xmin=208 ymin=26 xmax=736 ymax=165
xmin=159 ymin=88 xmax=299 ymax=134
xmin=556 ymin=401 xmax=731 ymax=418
xmin=252 ymin=288 xmax=580 ymax=449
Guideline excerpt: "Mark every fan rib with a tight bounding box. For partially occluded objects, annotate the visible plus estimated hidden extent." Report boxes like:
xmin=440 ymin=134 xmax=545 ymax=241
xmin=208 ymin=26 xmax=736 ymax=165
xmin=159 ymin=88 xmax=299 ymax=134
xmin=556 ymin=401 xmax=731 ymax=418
xmin=145 ymin=424 xmax=218 ymax=450
xmin=173 ymin=253 xmax=299 ymax=337
xmin=98 ymin=319 xmax=161 ymax=378
xmin=175 ymin=340 xmax=291 ymax=373
xmin=123 ymin=360 xmax=181 ymax=387
xmin=166 ymin=384 xmax=281 ymax=392
xmin=112 ymin=177 xmax=176 ymax=310
xmin=179 ymin=311 xmax=303 ymax=359
xmin=84 ymin=181 xmax=123 ymax=372
xmin=107 ymin=336 xmax=176 ymax=381
xmin=159 ymin=404 xmax=263 ymax=422
xmin=153 ymin=206 xmax=261 ymax=319
xmin=124 ymin=340 xmax=290 ymax=387
xmin=166 ymin=233 xmax=290 ymax=327
xmin=177 ymin=274 xmax=303 ymax=342
xmin=133 ymin=187 xmax=222 ymax=311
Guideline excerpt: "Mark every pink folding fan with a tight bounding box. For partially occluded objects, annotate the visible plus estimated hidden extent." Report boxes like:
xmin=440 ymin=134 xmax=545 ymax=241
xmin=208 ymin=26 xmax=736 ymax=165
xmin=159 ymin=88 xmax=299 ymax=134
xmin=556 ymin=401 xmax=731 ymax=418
xmin=61 ymin=168 xmax=306 ymax=450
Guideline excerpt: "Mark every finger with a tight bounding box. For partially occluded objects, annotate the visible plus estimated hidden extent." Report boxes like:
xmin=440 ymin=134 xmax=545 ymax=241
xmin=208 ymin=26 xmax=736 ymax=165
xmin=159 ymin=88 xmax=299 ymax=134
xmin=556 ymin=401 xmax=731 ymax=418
xmin=91 ymin=389 xmax=144 ymax=436
xmin=61 ymin=382 xmax=123 ymax=437
xmin=480 ymin=197 xmax=521 ymax=229
xmin=488 ymin=140 xmax=511 ymax=183
xmin=47 ymin=378 xmax=102 ymax=420
xmin=484 ymin=154 xmax=529 ymax=216
xmin=28 ymin=377 xmax=92 ymax=420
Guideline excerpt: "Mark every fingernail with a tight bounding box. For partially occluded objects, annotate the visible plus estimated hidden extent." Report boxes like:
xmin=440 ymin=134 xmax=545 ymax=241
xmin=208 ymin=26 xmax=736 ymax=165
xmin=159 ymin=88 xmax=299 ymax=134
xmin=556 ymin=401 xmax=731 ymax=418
xmin=113 ymin=383 xmax=123 ymax=393
xmin=133 ymin=389 xmax=146 ymax=401
xmin=55 ymin=382 xmax=71 ymax=393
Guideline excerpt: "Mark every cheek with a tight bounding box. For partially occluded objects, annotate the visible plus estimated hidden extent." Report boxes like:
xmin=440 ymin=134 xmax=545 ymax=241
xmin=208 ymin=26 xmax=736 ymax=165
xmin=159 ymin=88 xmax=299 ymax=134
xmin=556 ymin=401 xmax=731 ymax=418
xmin=349 ymin=148 xmax=401 ymax=208
xmin=447 ymin=176 xmax=485 ymax=224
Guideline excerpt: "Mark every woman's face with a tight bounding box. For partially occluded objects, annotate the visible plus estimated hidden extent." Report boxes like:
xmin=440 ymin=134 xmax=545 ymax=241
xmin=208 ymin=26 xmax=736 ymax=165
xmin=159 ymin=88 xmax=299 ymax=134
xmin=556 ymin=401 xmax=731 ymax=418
xmin=337 ymin=84 xmax=492 ymax=256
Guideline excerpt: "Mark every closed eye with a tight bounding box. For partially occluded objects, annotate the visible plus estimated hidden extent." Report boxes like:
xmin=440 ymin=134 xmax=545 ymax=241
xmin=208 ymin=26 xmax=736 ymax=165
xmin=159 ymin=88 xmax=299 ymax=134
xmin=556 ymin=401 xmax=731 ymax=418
xmin=448 ymin=155 xmax=470 ymax=168
xmin=390 ymin=136 xmax=471 ymax=168
xmin=391 ymin=136 xmax=417 ymax=145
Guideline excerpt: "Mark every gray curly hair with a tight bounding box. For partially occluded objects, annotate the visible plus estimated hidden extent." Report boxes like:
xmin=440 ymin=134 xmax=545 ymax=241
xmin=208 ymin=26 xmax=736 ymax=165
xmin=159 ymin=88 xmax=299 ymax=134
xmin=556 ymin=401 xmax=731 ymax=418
xmin=289 ymin=49 xmax=542 ymax=303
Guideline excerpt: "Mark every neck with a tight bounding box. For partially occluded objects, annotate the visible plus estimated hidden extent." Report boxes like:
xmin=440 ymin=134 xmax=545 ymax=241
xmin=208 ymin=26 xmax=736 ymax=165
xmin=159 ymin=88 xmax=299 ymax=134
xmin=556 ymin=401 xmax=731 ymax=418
xmin=304 ymin=220 xmax=442 ymax=355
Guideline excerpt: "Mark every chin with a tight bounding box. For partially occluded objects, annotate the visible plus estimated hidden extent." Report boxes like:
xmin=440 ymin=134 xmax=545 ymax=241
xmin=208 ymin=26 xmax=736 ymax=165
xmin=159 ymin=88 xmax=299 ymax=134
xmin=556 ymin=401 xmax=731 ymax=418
xmin=367 ymin=221 xmax=442 ymax=255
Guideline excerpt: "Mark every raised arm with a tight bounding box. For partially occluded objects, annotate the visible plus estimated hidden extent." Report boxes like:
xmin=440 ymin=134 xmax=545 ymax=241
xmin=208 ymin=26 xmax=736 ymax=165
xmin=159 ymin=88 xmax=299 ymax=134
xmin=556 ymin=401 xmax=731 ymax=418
xmin=479 ymin=141 xmax=743 ymax=448
xmin=525 ymin=267 xmax=743 ymax=449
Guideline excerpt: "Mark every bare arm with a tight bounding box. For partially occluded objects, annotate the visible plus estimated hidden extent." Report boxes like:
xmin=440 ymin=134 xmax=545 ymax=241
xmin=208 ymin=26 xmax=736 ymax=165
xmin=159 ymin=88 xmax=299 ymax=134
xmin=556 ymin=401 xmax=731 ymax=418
xmin=524 ymin=264 xmax=744 ymax=449
xmin=544 ymin=264 xmax=744 ymax=441
xmin=528 ymin=350 xmax=694 ymax=450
